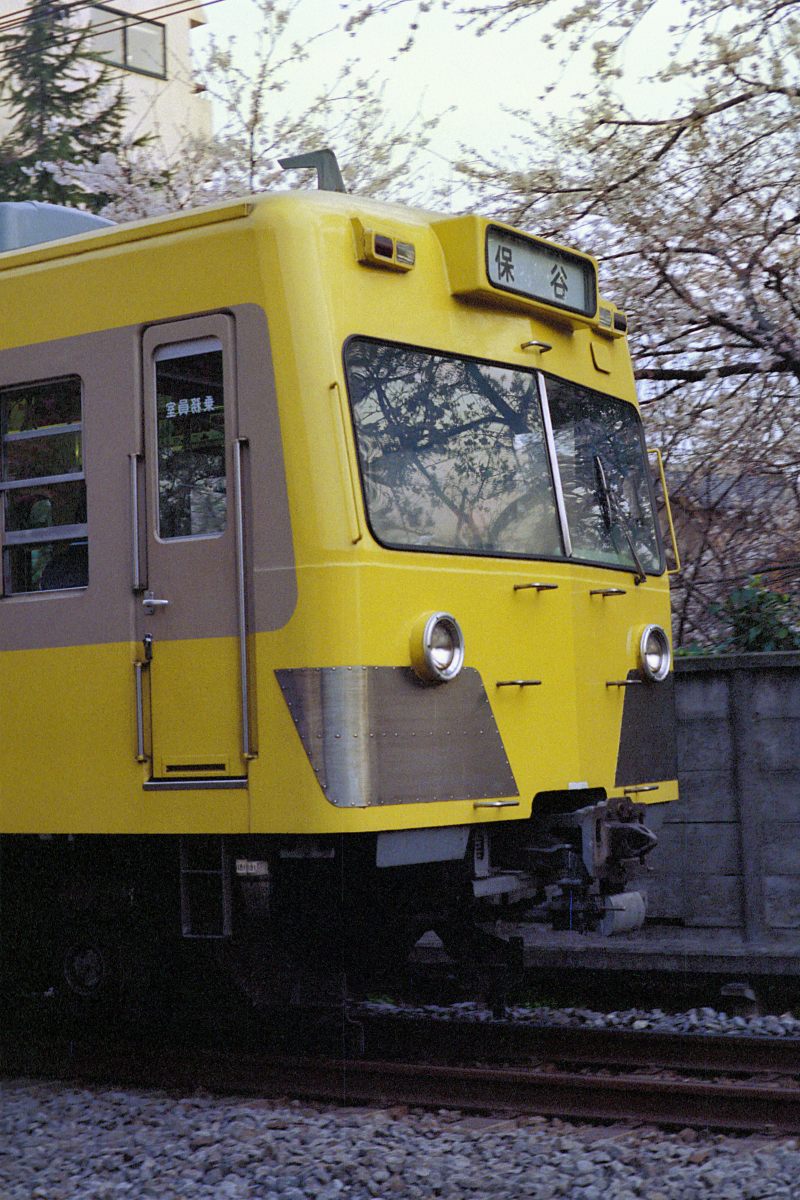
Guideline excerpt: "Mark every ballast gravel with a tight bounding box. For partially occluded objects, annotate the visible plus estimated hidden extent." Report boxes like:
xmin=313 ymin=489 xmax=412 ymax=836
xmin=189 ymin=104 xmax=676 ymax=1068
xmin=3 ymin=1077 xmax=800 ymax=1200
xmin=358 ymin=998 xmax=800 ymax=1038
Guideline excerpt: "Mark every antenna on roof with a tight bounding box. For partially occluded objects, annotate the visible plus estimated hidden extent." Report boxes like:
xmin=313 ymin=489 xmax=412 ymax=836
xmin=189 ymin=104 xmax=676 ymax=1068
xmin=278 ymin=149 xmax=347 ymax=194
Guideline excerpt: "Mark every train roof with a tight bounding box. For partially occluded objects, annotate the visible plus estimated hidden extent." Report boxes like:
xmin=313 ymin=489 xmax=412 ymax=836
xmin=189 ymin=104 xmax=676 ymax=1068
xmin=0 ymin=189 xmax=446 ymax=270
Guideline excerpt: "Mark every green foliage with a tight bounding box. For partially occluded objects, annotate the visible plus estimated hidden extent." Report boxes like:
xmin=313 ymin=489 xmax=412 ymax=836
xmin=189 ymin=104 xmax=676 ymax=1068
xmin=708 ymin=576 xmax=800 ymax=654
xmin=0 ymin=0 xmax=127 ymax=209
xmin=507 ymin=991 xmax=562 ymax=1011
xmin=674 ymin=642 xmax=713 ymax=658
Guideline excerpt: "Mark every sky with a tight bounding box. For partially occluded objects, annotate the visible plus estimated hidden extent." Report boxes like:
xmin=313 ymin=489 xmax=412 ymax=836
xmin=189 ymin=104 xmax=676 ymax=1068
xmin=195 ymin=0 xmax=680 ymax=189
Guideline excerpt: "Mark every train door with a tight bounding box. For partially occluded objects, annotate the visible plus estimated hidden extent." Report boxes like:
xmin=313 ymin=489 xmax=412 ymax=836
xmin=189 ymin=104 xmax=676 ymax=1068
xmin=138 ymin=315 xmax=249 ymax=782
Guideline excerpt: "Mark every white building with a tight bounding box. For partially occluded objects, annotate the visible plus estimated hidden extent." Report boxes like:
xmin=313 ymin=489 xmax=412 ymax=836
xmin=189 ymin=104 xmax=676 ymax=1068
xmin=0 ymin=0 xmax=213 ymax=157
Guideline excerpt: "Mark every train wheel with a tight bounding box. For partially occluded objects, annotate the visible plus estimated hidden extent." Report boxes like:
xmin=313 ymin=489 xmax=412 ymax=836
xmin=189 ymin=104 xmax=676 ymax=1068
xmin=63 ymin=940 xmax=107 ymax=996
xmin=56 ymin=922 xmax=124 ymax=1028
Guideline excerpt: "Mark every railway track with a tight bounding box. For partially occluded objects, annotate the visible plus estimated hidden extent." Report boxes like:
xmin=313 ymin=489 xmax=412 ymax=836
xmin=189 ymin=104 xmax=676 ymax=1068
xmin=4 ymin=1016 xmax=800 ymax=1134
xmin=355 ymin=1010 xmax=800 ymax=1074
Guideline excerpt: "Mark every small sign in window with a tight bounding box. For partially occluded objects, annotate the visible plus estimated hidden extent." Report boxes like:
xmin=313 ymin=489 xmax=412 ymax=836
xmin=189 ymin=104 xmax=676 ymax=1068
xmin=155 ymin=338 xmax=227 ymax=540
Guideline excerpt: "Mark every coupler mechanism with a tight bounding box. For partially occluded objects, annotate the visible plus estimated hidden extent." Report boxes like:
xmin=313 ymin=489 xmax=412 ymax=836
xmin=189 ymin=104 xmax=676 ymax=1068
xmin=472 ymin=794 xmax=659 ymax=934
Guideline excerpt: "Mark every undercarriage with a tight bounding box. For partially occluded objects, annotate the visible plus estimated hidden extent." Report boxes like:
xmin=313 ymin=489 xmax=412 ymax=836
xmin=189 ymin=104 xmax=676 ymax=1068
xmin=1 ymin=798 xmax=660 ymax=1019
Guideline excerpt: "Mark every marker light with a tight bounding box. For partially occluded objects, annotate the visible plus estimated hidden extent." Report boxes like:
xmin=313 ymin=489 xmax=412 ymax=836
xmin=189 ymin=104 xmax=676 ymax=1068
xmin=410 ymin=612 xmax=465 ymax=683
xmin=638 ymin=625 xmax=671 ymax=682
xmin=352 ymin=218 xmax=416 ymax=273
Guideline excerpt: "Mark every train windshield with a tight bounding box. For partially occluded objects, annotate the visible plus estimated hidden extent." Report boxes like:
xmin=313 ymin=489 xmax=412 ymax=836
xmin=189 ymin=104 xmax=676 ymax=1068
xmin=345 ymin=339 xmax=661 ymax=573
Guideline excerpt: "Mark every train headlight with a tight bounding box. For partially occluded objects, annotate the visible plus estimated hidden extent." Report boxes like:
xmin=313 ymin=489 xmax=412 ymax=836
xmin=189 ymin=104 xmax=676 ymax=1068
xmin=410 ymin=612 xmax=465 ymax=683
xmin=638 ymin=625 xmax=671 ymax=682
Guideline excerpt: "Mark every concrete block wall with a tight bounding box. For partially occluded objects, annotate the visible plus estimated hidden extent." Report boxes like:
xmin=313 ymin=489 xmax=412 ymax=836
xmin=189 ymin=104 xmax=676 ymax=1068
xmin=646 ymin=653 xmax=800 ymax=938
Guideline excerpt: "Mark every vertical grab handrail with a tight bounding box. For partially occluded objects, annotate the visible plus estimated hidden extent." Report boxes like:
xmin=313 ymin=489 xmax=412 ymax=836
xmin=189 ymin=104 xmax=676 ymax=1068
xmin=129 ymin=452 xmax=143 ymax=592
xmin=330 ymin=381 xmax=363 ymax=544
xmin=134 ymin=634 xmax=152 ymax=763
xmin=134 ymin=660 xmax=147 ymax=761
xmin=233 ymin=437 xmax=255 ymax=759
xmin=648 ymin=447 xmax=682 ymax=575
xmin=131 ymin=452 xmax=148 ymax=763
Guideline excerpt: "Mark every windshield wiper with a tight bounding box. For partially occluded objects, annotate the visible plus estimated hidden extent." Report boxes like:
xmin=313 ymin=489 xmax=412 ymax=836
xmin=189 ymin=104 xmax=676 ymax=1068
xmin=594 ymin=454 xmax=647 ymax=585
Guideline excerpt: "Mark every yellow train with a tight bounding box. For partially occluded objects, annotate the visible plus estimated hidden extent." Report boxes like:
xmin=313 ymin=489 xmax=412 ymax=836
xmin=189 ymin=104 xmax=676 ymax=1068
xmin=0 ymin=152 xmax=678 ymax=1010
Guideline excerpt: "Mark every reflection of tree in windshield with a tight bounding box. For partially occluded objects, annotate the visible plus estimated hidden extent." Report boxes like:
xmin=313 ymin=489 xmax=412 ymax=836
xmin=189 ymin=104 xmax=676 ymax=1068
xmin=345 ymin=341 xmax=562 ymax=557
xmin=546 ymin=378 xmax=660 ymax=573
xmin=344 ymin=340 xmax=661 ymax=572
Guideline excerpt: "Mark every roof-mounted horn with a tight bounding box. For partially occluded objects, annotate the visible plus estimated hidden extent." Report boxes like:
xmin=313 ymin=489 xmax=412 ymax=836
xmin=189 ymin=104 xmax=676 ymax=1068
xmin=279 ymin=149 xmax=347 ymax=194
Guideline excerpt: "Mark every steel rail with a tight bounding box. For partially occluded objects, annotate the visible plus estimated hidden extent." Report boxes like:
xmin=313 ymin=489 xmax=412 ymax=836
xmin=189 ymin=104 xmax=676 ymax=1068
xmin=4 ymin=1040 xmax=800 ymax=1135
xmin=281 ymin=1058 xmax=800 ymax=1134
xmin=357 ymin=1014 xmax=800 ymax=1075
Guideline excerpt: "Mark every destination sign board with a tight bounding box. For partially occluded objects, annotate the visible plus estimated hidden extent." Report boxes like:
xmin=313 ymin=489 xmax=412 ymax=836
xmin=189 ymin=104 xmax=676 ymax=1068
xmin=486 ymin=226 xmax=597 ymax=318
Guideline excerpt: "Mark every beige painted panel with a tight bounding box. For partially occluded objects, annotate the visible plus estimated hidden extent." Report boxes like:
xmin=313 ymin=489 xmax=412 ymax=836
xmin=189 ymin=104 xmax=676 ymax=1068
xmin=0 ymin=306 xmax=296 ymax=653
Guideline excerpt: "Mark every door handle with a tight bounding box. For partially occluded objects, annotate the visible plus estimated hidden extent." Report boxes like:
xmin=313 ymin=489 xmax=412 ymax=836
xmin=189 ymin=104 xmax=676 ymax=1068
xmin=143 ymin=591 xmax=169 ymax=613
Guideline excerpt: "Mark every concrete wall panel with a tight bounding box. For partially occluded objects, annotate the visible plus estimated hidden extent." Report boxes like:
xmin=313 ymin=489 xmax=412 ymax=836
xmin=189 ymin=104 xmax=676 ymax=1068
xmin=648 ymin=654 xmax=800 ymax=938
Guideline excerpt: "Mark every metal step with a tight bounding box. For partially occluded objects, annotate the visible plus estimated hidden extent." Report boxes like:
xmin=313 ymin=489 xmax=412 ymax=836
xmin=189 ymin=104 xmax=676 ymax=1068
xmin=179 ymin=836 xmax=232 ymax=939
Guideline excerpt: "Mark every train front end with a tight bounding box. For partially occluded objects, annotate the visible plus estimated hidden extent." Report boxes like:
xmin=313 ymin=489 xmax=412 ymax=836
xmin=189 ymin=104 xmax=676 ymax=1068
xmin=247 ymin=193 xmax=679 ymax=966
xmin=0 ymin=185 xmax=678 ymax=1007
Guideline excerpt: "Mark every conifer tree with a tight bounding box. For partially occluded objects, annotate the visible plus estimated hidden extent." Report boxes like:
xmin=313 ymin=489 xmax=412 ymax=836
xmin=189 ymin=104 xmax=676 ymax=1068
xmin=0 ymin=0 xmax=127 ymax=209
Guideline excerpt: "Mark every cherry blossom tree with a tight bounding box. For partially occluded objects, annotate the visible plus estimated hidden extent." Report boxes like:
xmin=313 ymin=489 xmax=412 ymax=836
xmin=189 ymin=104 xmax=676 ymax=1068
xmin=50 ymin=0 xmax=445 ymax=220
xmin=344 ymin=0 xmax=800 ymax=644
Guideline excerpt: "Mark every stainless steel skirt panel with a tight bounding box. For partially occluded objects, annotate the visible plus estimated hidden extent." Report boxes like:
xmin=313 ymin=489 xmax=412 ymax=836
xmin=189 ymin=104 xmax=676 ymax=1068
xmin=615 ymin=671 xmax=678 ymax=787
xmin=275 ymin=666 xmax=519 ymax=807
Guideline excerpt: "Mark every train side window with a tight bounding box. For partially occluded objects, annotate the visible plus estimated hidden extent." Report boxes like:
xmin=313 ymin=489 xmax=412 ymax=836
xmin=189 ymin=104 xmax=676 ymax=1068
xmin=154 ymin=338 xmax=226 ymax=539
xmin=0 ymin=376 xmax=88 ymax=594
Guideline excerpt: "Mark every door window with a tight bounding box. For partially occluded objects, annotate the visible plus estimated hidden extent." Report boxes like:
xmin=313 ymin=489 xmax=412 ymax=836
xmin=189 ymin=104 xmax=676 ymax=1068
xmin=154 ymin=338 xmax=226 ymax=540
